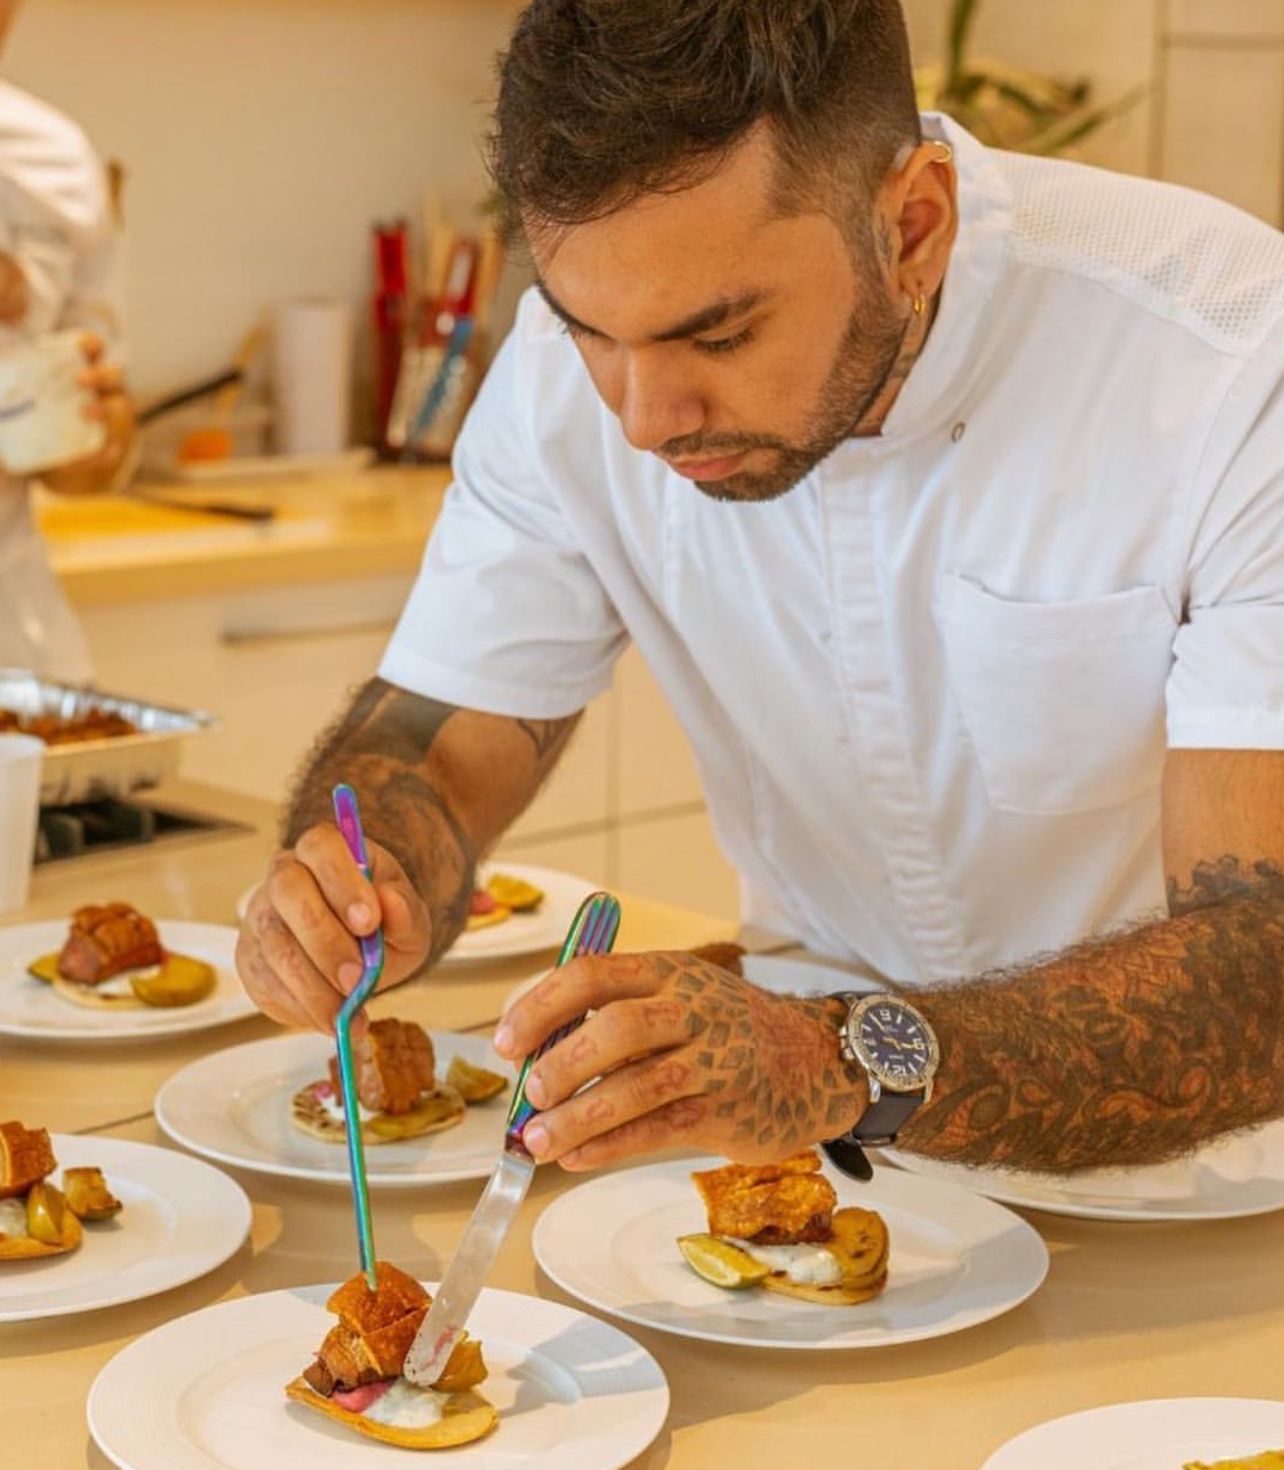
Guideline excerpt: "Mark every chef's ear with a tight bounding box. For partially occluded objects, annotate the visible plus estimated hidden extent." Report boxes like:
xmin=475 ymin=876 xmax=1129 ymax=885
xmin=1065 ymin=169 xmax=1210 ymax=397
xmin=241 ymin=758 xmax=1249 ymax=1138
xmin=880 ymin=140 xmax=958 ymax=304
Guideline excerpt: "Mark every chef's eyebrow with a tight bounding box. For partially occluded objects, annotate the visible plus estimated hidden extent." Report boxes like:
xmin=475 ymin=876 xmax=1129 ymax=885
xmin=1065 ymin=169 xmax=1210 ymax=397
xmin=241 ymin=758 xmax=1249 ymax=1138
xmin=536 ymin=280 xmax=772 ymax=343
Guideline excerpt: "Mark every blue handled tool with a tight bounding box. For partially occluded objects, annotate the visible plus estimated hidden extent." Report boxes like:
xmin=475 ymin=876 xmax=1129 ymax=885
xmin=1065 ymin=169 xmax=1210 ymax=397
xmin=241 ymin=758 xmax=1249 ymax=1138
xmin=331 ymin=782 xmax=386 ymax=1291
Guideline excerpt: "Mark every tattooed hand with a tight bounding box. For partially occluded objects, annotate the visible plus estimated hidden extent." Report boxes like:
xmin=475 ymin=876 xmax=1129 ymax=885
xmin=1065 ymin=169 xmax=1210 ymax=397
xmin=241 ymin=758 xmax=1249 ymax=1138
xmin=492 ymin=951 xmax=867 ymax=1170
xmin=236 ymin=826 xmax=431 ymax=1035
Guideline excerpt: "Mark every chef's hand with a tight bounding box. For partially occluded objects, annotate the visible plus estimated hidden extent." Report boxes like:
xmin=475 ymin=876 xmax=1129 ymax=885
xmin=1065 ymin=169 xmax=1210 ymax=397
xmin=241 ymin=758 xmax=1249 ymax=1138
xmin=236 ymin=824 xmax=431 ymax=1034
xmin=40 ymin=331 xmax=136 ymax=496
xmin=493 ymin=951 xmax=866 ymax=1170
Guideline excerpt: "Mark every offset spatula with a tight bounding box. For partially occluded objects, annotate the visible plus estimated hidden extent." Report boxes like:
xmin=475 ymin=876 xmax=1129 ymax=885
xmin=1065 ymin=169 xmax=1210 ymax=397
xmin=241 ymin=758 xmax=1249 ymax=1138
xmin=331 ymin=783 xmax=386 ymax=1291
xmin=402 ymin=890 xmax=622 ymax=1387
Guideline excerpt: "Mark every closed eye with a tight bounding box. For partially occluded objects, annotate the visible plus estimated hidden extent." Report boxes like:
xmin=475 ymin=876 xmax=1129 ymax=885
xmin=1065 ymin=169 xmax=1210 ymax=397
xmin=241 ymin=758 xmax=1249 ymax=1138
xmin=693 ymin=327 xmax=755 ymax=356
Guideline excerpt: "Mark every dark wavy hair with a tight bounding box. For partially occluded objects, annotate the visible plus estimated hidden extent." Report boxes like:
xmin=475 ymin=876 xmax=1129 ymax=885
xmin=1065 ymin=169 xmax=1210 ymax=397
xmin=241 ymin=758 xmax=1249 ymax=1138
xmin=489 ymin=0 xmax=922 ymax=245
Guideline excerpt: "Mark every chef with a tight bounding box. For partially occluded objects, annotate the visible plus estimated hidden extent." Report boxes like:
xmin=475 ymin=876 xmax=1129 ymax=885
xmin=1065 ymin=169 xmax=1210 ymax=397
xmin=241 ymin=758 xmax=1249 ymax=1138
xmin=238 ymin=0 xmax=1284 ymax=1178
xmin=0 ymin=0 xmax=134 ymax=680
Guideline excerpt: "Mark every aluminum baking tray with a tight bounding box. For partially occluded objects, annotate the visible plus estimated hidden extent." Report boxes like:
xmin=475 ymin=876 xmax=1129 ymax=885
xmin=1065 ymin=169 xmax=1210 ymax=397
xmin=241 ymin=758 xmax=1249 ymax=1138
xmin=0 ymin=668 xmax=217 ymax=806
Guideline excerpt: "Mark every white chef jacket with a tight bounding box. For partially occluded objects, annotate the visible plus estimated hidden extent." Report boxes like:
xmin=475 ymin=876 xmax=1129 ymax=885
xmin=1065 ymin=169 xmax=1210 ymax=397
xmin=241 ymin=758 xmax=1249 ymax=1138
xmin=0 ymin=82 xmax=123 ymax=682
xmin=382 ymin=115 xmax=1284 ymax=985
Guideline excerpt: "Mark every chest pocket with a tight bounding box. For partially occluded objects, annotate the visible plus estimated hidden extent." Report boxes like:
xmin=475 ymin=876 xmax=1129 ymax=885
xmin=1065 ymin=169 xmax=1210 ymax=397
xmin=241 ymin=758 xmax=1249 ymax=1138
xmin=937 ymin=573 xmax=1177 ymax=817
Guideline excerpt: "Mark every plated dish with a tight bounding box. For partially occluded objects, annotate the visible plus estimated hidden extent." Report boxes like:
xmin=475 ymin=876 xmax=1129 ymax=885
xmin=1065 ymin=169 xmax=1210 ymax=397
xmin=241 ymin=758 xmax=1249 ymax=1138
xmin=883 ymin=1118 xmax=1284 ymax=1223
xmin=88 ymin=1281 xmax=669 ymax=1470
xmin=533 ymin=1153 xmax=1048 ymax=1350
xmin=0 ymin=915 xmax=255 ymax=1040
xmin=0 ymin=1120 xmax=121 ymax=1261
xmin=0 ymin=1132 xmax=250 ymax=1323
xmin=980 ymin=1399 xmax=1284 ymax=1470
xmin=157 ymin=1030 xmax=511 ymax=1187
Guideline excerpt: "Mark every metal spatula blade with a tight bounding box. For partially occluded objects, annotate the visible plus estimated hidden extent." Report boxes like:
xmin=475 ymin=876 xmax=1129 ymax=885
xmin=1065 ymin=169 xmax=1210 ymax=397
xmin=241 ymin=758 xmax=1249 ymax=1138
xmin=402 ymin=890 xmax=621 ymax=1386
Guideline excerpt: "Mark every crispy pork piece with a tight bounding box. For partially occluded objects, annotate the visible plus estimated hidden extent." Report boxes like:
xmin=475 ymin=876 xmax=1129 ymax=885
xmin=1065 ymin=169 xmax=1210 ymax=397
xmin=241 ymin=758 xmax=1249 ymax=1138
xmin=327 ymin=1018 xmax=436 ymax=1116
xmin=57 ymin=903 xmax=164 ymax=985
xmin=689 ymin=942 xmax=747 ymax=977
xmin=301 ymin=1262 xmax=430 ymax=1394
xmin=693 ymin=1150 xmax=837 ymax=1245
xmin=0 ymin=1121 xmax=56 ymax=1199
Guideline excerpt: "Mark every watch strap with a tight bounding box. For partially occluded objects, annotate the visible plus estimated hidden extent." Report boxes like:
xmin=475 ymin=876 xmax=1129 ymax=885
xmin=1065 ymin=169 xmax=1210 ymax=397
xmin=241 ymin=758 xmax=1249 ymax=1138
xmin=853 ymin=1088 xmax=923 ymax=1146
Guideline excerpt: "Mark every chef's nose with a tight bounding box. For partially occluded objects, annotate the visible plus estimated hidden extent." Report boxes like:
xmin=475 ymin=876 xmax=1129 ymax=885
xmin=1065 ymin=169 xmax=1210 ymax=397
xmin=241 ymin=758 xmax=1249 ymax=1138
xmin=616 ymin=352 xmax=704 ymax=453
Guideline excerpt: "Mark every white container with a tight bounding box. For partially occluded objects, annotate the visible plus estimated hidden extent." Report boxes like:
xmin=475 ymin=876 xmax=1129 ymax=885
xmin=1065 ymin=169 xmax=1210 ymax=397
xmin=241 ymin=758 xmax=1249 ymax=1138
xmin=270 ymin=298 xmax=353 ymax=456
xmin=0 ymin=734 xmax=42 ymax=915
xmin=0 ymin=330 xmax=104 ymax=476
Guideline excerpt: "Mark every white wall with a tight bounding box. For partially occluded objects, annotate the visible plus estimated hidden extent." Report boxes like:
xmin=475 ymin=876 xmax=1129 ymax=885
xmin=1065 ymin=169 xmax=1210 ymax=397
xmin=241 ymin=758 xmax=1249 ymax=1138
xmin=7 ymin=0 xmax=524 ymax=395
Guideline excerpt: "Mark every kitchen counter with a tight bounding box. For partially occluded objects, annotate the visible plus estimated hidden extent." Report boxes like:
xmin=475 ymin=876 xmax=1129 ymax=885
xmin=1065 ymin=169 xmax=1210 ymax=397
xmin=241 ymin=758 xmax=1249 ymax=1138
xmin=37 ymin=465 xmax=452 ymax=607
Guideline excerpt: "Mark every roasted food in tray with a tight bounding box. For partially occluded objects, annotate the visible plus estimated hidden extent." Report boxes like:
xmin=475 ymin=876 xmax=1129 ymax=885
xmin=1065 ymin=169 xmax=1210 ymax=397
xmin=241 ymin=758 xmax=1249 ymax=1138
xmin=285 ymin=1261 xmax=497 ymax=1449
xmin=291 ymin=1018 xmax=507 ymax=1145
xmin=0 ymin=1121 xmax=122 ymax=1261
xmin=6 ymin=710 xmax=138 ymax=745
xmin=678 ymin=1149 xmax=890 ymax=1305
xmin=26 ymin=901 xmax=216 ymax=1010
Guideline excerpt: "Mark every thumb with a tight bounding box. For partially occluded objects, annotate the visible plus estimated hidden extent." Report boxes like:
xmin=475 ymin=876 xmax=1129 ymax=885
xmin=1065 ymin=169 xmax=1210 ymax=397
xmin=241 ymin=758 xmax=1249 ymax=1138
xmin=373 ymin=876 xmax=431 ymax=961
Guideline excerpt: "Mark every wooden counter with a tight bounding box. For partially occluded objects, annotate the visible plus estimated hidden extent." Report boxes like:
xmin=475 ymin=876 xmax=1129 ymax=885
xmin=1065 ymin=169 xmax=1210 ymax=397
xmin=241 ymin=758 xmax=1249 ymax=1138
xmin=38 ymin=465 xmax=452 ymax=607
xmin=6 ymin=787 xmax=1284 ymax=1470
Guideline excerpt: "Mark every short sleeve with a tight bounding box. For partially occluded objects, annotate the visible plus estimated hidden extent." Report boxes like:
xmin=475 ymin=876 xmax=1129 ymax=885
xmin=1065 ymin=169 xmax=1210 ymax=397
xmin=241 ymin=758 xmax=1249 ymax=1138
xmin=1167 ymin=328 xmax=1284 ymax=749
xmin=379 ymin=304 xmax=627 ymax=718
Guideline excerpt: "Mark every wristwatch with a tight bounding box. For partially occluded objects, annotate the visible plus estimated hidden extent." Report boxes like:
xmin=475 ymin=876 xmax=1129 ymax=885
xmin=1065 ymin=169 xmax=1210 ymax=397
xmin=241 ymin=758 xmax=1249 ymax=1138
xmin=822 ymin=992 xmax=940 ymax=1182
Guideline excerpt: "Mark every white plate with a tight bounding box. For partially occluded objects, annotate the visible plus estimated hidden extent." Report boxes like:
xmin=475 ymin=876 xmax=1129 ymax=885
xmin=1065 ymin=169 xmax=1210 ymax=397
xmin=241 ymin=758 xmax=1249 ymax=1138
xmin=501 ymin=951 xmax=880 ymax=1016
xmin=88 ymin=1283 xmax=669 ymax=1470
xmin=533 ymin=1155 xmax=1048 ymax=1350
xmin=157 ymin=1030 xmax=512 ymax=1187
xmin=981 ymin=1397 xmax=1284 ymax=1470
xmin=883 ymin=1118 xmax=1284 ymax=1222
xmin=0 ymin=919 xmax=255 ymax=1041
xmin=236 ymin=862 xmax=598 ymax=965
xmin=0 ymin=1134 xmax=250 ymax=1322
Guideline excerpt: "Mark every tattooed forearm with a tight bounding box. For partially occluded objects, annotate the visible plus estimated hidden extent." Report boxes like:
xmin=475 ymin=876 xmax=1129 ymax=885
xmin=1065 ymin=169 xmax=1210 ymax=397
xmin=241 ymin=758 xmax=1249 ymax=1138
xmin=285 ymin=677 xmax=582 ymax=966
xmin=898 ymin=858 xmax=1284 ymax=1173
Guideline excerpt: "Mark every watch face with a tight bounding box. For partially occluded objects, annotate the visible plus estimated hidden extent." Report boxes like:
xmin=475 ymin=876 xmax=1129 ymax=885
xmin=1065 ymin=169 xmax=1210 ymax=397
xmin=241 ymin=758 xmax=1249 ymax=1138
xmin=854 ymin=1000 xmax=937 ymax=1088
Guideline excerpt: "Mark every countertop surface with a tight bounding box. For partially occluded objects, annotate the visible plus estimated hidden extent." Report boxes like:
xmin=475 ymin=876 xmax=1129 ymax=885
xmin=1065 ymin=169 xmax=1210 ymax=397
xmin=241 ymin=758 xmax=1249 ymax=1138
xmin=4 ymin=784 xmax=1284 ymax=1469
xmin=37 ymin=465 xmax=452 ymax=606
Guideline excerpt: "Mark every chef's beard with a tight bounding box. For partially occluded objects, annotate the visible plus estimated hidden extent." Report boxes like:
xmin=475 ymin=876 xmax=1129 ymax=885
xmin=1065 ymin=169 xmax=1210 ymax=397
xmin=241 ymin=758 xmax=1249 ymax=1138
xmin=660 ymin=266 xmax=912 ymax=504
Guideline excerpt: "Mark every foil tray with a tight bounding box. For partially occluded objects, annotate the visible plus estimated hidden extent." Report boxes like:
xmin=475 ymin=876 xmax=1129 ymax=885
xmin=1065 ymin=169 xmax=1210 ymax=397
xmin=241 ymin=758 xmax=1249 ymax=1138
xmin=0 ymin=668 xmax=216 ymax=806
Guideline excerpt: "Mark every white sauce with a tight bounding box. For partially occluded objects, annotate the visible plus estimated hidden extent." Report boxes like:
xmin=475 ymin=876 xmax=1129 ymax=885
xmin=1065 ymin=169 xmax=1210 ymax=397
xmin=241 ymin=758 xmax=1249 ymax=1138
xmin=721 ymin=1237 xmax=842 ymax=1286
xmin=359 ymin=1379 xmax=448 ymax=1429
xmin=316 ymin=1090 xmax=375 ymax=1125
xmin=93 ymin=971 xmax=150 ymax=999
xmin=0 ymin=1198 xmax=29 ymax=1238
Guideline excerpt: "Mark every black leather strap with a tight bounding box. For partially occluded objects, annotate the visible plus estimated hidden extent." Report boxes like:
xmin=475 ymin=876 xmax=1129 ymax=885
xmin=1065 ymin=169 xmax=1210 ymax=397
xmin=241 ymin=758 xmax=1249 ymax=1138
xmin=822 ymin=1091 xmax=926 ymax=1183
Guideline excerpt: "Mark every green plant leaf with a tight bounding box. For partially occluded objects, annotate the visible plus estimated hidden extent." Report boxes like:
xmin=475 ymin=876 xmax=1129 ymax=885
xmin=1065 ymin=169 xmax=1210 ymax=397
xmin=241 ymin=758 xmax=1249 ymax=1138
xmin=944 ymin=0 xmax=984 ymax=96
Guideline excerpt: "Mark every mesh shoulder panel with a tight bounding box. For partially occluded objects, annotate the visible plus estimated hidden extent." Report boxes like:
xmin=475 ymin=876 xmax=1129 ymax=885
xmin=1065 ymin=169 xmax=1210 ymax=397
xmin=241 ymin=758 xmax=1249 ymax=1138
xmin=998 ymin=150 xmax=1284 ymax=353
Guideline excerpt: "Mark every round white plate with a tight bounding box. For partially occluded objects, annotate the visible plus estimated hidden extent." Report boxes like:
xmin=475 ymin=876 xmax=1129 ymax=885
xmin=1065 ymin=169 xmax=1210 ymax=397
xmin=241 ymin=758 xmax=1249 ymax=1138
xmin=0 ymin=919 xmax=255 ymax=1041
xmin=883 ymin=1118 xmax=1284 ymax=1222
xmin=156 ymin=1030 xmax=512 ymax=1188
xmin=981 ymin=1397 xmax=1284 ymax=1470
xmin=88 ymin=1283 xmax=669 ymax=1470
xmin=0 ymin=1134 xmax=250 ymax=1322
xmin=533 ymin=1155 xmax=1048 ymax=1350
xmin=501 ymin=951 xmax=880 ymax=1015
xmin=237 ymin=862 xmax=597 ymax=965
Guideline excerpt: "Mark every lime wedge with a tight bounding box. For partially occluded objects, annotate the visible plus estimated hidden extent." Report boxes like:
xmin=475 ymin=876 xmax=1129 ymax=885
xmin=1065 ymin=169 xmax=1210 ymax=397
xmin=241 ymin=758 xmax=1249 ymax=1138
xmin=677 ymin=1233 xmax=770 ymax=1289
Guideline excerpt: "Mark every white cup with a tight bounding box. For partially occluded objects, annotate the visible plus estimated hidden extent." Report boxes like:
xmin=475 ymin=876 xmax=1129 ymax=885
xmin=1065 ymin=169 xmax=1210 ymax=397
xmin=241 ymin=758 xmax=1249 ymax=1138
xmin=0 ymin=330 xmax=104 ymax=476
xmin=271 ymin=298 xmax=354 ymax=456
xmin=0 ymin=734 xmax=42 ymax=915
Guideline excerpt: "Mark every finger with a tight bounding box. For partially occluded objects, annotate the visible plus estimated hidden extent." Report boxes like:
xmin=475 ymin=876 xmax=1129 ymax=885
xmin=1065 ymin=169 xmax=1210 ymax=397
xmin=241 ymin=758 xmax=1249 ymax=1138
xmin=522 ymin=1048 xmax=703 ymax=1162
xmin=235 ymin=928 xmax=314 ymax=1030
xmin=266 ymin=850 xmax=364 ymax=987
xmin=253 ymin=902 xmax=345 ymax=1035
xmin=294 ymin=824 xmax=380 ymax=934
xmin=77 ymin=330 xmax=104 ymax=364
xmin=78 ymin=362 xmax=124 ymax=394
xmin=525 ymin=994 xmax=692 ymax=1109
xmin=495 ymin=951 xmax=672 ymax=1060
xmin=555 ymin=1095 xmax=714 ymax=1173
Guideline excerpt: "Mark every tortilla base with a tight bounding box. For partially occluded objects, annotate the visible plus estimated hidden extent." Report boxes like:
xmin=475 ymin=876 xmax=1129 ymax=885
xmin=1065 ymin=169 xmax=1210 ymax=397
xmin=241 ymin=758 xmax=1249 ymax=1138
xmin=0 ymin=1207 xmax=83 ymax=1261
xmin=760 ymin=1265 xmax=888 ymax=1305
xmin=284 ymin=1378 xmax=497 ymax=1449
xmin=290 ymin=1082 xmax=466 ymax=1145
